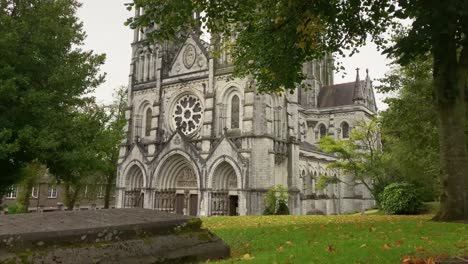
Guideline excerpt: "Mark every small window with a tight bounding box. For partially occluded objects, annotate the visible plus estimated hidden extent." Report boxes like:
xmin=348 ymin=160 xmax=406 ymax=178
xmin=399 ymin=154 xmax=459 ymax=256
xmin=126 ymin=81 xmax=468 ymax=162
xmin=98 ymin=185 xmax=104 ymax=199
xmin=6 ymin=186 xmax=17 ymax=199
xmin=342 ymin=122 xmax=350 ymax=139
xmin=145 ymin=108 xmax=152 ymax=137
xmin=319 ymin=124 xmax=327 ymax=138
xmin=48 ymin=185 xmax=57 ymax=199
xmin=230 ymin=95 xmax=240 ymax=129
xmin=31 ymin=186 xmax=39 ymax=198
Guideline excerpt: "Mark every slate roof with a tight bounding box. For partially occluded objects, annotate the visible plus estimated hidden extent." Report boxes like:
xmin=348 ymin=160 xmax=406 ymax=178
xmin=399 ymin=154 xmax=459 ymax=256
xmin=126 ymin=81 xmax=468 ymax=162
xmin=299 ymin=141 xmax=322 ymax=152
xmin=317 ymin=81 xmax=365 ymax=108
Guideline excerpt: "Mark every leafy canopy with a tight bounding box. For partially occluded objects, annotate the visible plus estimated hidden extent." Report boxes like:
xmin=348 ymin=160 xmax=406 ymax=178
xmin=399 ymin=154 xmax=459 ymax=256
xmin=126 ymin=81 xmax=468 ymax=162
xmin=125 ymin=0 xmax=395 ymax=93
xmin=318 ymin=120 xmax=386 ymax=198
xmin=0 ymin=0 xmax=105 ymax=193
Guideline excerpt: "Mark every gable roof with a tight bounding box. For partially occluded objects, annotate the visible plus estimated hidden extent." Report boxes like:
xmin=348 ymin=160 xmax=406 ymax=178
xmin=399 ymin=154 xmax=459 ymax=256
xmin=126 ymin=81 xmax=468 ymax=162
xmin=318 ymin=81 xmax=365 ymax=108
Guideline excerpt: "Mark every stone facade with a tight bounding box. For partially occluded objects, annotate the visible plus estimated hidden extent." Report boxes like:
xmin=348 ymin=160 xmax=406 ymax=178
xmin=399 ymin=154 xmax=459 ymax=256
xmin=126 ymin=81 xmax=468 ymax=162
xmin=116 ymin=22 xmax=377 ymax=216
xmin=2 ymin=178 xmax=114 ymax=212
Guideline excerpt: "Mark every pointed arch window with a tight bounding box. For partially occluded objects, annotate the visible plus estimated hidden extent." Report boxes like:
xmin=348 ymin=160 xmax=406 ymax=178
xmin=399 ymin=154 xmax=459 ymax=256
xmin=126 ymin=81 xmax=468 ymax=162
xmin=319 ymin=124 xmax=327 ymax=139
xmin=230 ymin=95 xmax=240 ymax=129
xmin=341 ymin=122 xmax=350 ymax=139
xmin=145 ymin=108 xmax=152 ymax=137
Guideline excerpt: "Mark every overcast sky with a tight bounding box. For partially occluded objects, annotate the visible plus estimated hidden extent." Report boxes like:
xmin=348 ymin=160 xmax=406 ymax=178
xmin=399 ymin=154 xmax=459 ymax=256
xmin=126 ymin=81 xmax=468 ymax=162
xmin=77 ymin=0 xmax=391 ymax=110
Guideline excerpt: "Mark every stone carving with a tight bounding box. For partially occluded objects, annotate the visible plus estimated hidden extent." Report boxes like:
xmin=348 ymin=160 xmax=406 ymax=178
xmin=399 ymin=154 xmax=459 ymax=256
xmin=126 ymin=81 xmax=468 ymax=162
xmin=173 ymin=134 xmax=181 ymax=145
xmin=176 ymin=167 xmax=197 ymax=188
xmin=227 ymin=174 xmax=237 ymax=189
xmin=172 ymin=94 xmax=204 ymax=135
xmin=183 ymin=44 xmax=197 ymax=69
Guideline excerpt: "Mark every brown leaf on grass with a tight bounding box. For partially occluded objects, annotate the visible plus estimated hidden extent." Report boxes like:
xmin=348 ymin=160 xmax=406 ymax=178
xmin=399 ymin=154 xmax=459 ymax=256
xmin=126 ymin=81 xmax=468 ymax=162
xmin=402 ymin=256 xmax=412 ymax=264
xmin=415 ymin=246 xmax=425 ymax=252
xmin=395 ymin=240 xmax=404 ymax=247
xmin=381 ymin=244 xmax=392 ymax=250
xmin=326 ymin=245 xmax=335 ymax=252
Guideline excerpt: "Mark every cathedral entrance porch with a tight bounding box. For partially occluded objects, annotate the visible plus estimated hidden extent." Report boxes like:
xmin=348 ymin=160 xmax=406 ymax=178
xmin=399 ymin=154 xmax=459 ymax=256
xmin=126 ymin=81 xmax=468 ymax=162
xmin=208 ymin=161 xmax=242 ymax=216
xmin=152 ymin=153 xmax=200 ymax=216
xmin=122 ymin=164 xmax=145 ymax=208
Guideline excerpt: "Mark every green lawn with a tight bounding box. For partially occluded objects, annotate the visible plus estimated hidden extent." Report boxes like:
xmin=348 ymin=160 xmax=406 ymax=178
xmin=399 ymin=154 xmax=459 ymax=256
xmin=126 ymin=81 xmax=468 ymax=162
xmin=202 ymin=214 xmax=467 ymax=264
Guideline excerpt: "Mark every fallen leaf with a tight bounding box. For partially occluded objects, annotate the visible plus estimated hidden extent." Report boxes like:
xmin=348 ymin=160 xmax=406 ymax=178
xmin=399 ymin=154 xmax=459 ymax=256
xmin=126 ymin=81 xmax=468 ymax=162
xmin=360 ymin=243 xmax=368 ymax=248
xmin=369 ymin=226 xmax=377 ymax=232
xmin=326 ymin=245 xmax=335 ymax=252
xmin=277 ymin=246 xmax=284 ymax=252
xmin=286 ymin=240 xmax=294 ymax=246
xmin=320 ymin=225 xmax=327 ymax=230
xmin=402 ymin=256 xmax=412 ymax=264
xmin=381 ymin=244 xmax=392 ymax=250
xmin=242 ymin=253 xmax=253 ymax=260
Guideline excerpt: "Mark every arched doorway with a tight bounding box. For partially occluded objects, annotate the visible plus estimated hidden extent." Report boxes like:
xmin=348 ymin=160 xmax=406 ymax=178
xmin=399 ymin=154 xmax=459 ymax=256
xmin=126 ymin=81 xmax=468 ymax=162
xmin=210 ymin=161 xmax=239 ymax=216
xmin=123 ymin=165 xmax=145 ymax=208
xmin=153 ymin=154 xmax=199 ymax=216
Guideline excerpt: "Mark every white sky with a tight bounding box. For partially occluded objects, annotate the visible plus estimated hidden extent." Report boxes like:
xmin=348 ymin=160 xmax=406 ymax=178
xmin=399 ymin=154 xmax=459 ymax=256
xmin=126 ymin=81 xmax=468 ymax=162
xmin=77 ymin=0 xmax=391 ymax=110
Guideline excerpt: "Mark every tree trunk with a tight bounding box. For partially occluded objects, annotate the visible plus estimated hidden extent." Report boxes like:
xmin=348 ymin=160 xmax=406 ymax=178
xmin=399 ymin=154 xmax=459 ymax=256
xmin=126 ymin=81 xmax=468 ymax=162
xmin=63 ymin=182 xmax=81 ymax=210
xmin=431 ymin=34 xmax=468 ymax=222
xmin=103 ymin=173 xmax=116 ymax=209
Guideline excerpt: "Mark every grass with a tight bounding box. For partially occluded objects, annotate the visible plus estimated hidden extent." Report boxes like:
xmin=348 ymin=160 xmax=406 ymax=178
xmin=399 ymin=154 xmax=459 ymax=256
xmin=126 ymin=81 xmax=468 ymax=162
xmin=202 ymin=214 xmax=467 ymax=264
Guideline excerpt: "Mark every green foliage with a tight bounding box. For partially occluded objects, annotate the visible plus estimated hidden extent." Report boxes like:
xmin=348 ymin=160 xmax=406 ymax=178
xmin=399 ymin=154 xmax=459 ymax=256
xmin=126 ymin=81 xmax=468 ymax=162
xmin=319 ymin=120 xmax=385 ymax=199
xmin=263 ymin=185 xmax=290 ymax=215
xmin=378 ymin=58 xmax=443 ymax=202
xmin=7 ymin=203 xmax=26 ymax=214
xmin=16 ymin=161 xmax=46 ymax=210
xmin=315 ymin=175 xmax=339 ymax=191
xmin=0 ymin=0 xmax=105 ymax=193
xmin=94 ymin=86 xmax=128 ymax=208
xmin=126 ymin=0 xmax=394 ymax=93
xmin=379 ymin=183 xmax=424 ymax=215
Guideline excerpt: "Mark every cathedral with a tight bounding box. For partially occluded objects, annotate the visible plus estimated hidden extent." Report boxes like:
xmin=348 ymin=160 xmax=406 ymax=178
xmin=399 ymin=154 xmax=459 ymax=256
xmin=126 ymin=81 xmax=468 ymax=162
xmin=115 ymin=19 xmax=378 ymax=216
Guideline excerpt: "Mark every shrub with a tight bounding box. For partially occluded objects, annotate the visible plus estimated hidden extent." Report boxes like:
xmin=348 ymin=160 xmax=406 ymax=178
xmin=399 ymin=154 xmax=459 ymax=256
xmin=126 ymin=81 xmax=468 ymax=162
xmin=379 ymin=182 xmax=423 ymax=215
xmin=7 ymin=204 xmax=26 ymax=214
xmin=263 ymin=185 xmax=290 ymax=215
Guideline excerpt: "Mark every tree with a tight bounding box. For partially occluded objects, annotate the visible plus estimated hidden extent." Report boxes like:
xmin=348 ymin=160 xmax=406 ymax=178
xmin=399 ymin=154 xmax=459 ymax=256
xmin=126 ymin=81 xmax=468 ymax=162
xmin=318 ymin=120 xmax=388 ymax=202
xmin=263 ymin=185 xmax=290 ymax=215
xmin=126 ymin=0 xmax=467 ymax=221
xmin=378 ymin=58 xmax=443 ymax=201
xmin=0 ymin=0 xmax=105 ymax=194
xmin=16 ymin=161 xmax=47 ymax=213
xmin=46 ymin=103 xmax=108 ymax=210
xmin=95 ymin=86 xmax=127 ymax=209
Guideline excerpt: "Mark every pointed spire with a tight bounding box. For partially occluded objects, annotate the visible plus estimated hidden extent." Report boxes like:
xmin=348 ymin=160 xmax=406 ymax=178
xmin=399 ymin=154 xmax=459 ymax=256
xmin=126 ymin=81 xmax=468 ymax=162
xmin=353 ymin=68 xmax=365 ymax=104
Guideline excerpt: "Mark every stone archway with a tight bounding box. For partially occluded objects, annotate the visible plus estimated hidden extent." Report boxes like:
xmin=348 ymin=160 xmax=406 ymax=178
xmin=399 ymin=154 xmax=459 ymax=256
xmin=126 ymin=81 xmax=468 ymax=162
xmin=123 ymin=165 xmax=145 ymax=208
xmin=210 ymin=161 xmax=239 ymax=216
xmin=153 ymin=153 xmax=199 ymax=216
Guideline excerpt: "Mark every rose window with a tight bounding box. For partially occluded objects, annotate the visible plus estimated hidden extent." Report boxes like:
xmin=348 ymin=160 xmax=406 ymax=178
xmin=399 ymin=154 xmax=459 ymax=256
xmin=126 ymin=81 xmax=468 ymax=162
xmin=172 ymin=94 xmax=203 ymax=135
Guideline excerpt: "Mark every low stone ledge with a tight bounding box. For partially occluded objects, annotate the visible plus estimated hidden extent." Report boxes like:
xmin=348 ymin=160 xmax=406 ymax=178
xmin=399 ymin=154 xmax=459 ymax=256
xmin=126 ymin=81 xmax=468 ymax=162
xmin=0 ymin=209 xmax=230 ymax=263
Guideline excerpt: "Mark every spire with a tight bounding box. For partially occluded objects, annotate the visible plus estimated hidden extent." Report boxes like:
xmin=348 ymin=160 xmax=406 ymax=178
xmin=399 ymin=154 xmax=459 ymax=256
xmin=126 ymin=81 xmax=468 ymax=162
xmin=353 ymin=68 xmax=365 ymax=104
